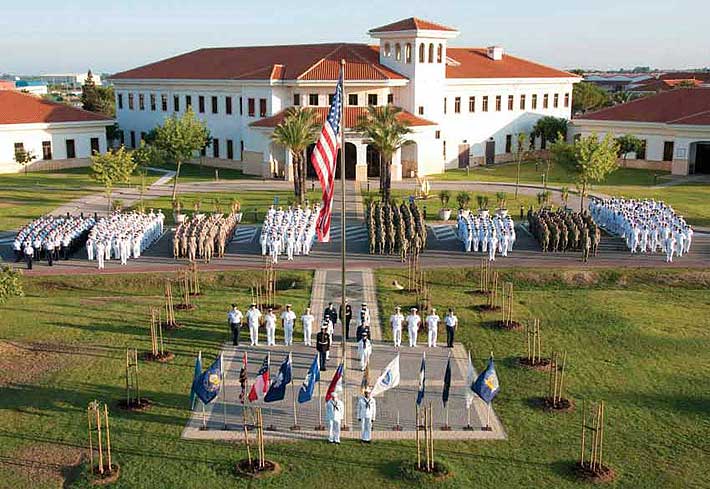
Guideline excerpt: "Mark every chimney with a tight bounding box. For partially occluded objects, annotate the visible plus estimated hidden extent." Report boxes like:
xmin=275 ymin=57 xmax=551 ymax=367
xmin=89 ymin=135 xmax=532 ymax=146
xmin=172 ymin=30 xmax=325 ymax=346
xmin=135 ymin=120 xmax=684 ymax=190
xmin=487 ymin=46 xmax=504 ymax=61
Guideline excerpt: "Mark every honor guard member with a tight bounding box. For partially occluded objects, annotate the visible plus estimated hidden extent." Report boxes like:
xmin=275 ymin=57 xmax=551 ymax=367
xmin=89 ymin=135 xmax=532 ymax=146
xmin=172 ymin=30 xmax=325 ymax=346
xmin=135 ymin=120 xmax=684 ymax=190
xmin=326 ymin=391 xmax=344 ymax=444
xmin=390 ymin=306 xmax=404 ymax=348
xmin=356 ymin=318 xmax=371 ymax=344
xmin=281 ymin=304 xmax=297 ymax=346
xmin=406 ymin=307 xmax=421 ymax=347
xmin=96 ymin=240 xmax=106 ymax=269
xmin=357 ymin=387 xmax=377 ymax=443
xmin=340 ymin=301 xmax=353 ymax=339
xmin=324 ymin=302 xmax=338 ymax=328
xmin=358 ymin=332 xmax=372 ymax=371
xmin=445 ymin=308 xmax=458 ymax=348
xmin=316 ymin=322 xmax=331 ymax=371
xmin=425 ymin=308 xmax=440 ymax=348
xmin=45 ymin=238 xmax=54 ymax=266
xmin=24 ymin=241 xmax=34 ymax=270
xmin=301 ymin=307 xmax=315 ymax=346
xmin=246 ymin=303 xmax=262 ymax=346
xmin=358 ymin=303 xmax=371 ymax=328
xmin=228 ymin=304 xmax=243 ymax=346
xmin=264 ymin=307 xmax=277 ymax=346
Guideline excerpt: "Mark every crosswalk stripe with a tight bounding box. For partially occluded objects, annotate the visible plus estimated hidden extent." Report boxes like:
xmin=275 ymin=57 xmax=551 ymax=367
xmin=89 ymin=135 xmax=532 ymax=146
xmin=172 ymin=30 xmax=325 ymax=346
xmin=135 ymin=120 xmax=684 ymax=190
xmin=233 ymin=227 xmax=258 ymax=243
xmin=429 ymin=225 xmax=457 ymax=241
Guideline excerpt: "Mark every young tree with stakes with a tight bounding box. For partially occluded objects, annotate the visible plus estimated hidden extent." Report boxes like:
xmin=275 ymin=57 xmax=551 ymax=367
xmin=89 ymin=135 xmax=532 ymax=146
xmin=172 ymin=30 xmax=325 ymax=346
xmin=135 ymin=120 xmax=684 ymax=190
xmin=90 ymin=147 xmax=137 ymax=211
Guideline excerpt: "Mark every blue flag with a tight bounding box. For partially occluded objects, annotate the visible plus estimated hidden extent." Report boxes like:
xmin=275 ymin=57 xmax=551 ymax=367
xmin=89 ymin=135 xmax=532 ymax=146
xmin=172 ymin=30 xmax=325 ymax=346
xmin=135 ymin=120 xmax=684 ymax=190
xmin=298 ymin=353 xmax=321 ymax=403
xmin=442 ymin=355 xmax=452 ymax=407
xmin=189 ymin=352 xmax=203 ymax=409
xmin=416 ymin=352 xmax=426 ymax=406
xmin=264 ymin=353 xmax=293 ymax=403
xmin=473 ymin=356 xmax=500 ymax=404
xmin=193 ymin=354 xmax=223 ymax=405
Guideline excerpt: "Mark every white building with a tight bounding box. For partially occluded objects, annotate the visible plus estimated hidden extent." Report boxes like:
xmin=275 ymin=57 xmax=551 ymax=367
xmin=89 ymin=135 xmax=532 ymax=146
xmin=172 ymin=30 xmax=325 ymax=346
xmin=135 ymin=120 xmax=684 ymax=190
xmin=0 ymin=91 xmax=114 ymax=173
xmin=111 ymin=17 xmax=579 ymax=181
xmin=37 ymin=72 xmax=102 ymax=88
xmin=570 ymin=88 xmax=710 ymax=175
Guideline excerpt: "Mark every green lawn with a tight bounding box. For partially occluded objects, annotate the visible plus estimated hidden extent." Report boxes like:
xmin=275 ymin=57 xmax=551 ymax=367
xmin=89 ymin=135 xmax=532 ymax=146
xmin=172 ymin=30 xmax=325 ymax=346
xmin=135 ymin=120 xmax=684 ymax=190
xmin=376 ymin=267 xmax=710 ymax=489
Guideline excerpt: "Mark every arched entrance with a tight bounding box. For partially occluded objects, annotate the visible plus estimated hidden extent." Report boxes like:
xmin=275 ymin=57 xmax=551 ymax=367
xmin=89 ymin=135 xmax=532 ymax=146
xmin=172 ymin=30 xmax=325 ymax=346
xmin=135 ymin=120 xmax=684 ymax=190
xmin=305 ymin=142 xmax=358 ymax=180
xmin=690 ymin=141 xmax=710 ymax=174
xmin=366 ymin=145 xmax=381 ymax=178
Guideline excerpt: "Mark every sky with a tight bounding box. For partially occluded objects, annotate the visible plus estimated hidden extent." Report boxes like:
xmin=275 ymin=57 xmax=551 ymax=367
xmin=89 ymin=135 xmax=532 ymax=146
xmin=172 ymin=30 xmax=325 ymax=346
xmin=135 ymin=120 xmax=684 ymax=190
xmin=2 ymin=0 xmax=709 ymax=75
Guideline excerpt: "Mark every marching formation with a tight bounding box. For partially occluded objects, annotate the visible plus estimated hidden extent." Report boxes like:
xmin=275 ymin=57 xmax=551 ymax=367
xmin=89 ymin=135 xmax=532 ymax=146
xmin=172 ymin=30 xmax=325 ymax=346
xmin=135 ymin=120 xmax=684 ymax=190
xmin=589 ymin=198 xmax=693 ymax=262
xmin=528 ymin=209 xmax=599 ymax=261
xmin=173 ymin=212 xmax=239 ymax=263
xmin=86 ymin=210 xmax=165 ymax=268
xmin=13 ymin=215 xmax=95 ymax=268
xmin=259 ymin=204 xmax=320 ymax=263
xmin=366 ymin=200 xmax=427 ymax=261
xmin=456 ymin=211 xmax=516 ymax=261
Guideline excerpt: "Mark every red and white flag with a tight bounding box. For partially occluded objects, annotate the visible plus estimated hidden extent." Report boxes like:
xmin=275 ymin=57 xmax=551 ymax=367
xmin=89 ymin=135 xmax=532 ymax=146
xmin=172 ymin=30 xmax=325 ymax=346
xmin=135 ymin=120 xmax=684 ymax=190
xmin=247 ymin=353 xmax=270 ymax=402
xmin=310 ymin=68 xmax=344 ymax=242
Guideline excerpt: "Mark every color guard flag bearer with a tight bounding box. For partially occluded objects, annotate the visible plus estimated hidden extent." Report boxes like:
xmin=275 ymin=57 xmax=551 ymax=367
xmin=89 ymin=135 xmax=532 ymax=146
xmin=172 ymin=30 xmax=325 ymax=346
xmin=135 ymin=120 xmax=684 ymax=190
xmin=311 ymin=68 xmax=344 ymax=242
xmin=473 ymin=353 xmax=500 ymax=430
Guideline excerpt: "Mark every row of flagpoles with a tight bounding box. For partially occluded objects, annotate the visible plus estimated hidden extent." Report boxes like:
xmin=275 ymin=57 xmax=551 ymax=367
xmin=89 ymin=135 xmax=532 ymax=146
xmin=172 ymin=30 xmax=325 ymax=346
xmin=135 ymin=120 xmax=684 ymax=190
xmin=189 ymin=349 xmax=501 ymax=431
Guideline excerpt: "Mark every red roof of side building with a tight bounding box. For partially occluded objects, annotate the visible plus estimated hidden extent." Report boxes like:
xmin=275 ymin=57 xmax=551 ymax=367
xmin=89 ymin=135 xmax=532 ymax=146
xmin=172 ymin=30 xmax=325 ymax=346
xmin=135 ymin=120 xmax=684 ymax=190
xmin=250 ymin=106 xmax=436 ymax=129
xmin=575 ymin=88 xmax=710 ymax=125
xmin=659 ymin=72 xmax=710 ymax=83
xmin=0 ymin=91 xmax=113 ymax=125
xmin=446 ymin=48 xmax=578 ymax=79
xmin=369 ymin=17 xmax=457 ymax=33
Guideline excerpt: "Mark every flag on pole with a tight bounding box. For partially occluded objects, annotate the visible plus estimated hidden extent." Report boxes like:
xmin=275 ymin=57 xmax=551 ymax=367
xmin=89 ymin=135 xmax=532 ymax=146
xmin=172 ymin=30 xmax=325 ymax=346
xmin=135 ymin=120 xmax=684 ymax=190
xmin=264 ymin=353 xmax=292 ymax=402
xmin=473 ymin=356 xmax=500 ymax=404
xmin=416 ymin=352 xmax=426 ymax=406
xmin=238 ymin=352 xmax=248 ymax=404
xmin=325 ymin=363 xmax=344 ymax=401
xmin=370 ymin=354 xmax=400 ymax=398
xmin=192 ymin=354 xmax=223 ymax=405
xmin=464 ymin=351 xmax=476 ymax=409
xmin=298 ymin=353 xmax=321 ymax=403
xmin=442 ymin=355 xmax=452 ymax=407
xmin=189 ymin=351 xmax=203 ymax=409
xmin=310 ymin=67 xmax=344 ymax=242
xmin=248 ymin=353 xmax=270 ymax=402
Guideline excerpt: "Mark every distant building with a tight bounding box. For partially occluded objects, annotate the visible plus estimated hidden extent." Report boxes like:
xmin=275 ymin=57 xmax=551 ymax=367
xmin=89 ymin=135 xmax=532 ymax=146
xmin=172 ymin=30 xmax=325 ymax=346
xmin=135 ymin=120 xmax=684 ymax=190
xmin=570 ymin=88 xmax=710 ymax=175
xmin=584 ymin=74 xmax=653 ymax=93
xmin=0 ymin=91 xmax=114 ymax=173
xmin=15 ymin=80 xmax=48 ymax=95
xmin=37 ymin=72 xmax=101 ymax=88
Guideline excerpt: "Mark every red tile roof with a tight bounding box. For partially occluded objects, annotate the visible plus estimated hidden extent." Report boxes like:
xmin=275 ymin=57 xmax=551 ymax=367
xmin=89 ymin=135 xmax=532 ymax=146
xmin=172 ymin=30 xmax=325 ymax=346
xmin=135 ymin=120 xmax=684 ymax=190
xmin=369 ymin=17 xmax=457 ymax=33
xmin=250 ymin=106 xmax=436 ymax=128
xmin=575 ymin=88 xmax=710 ymax=125
xmin=446 ymin=48 xmax=577 ymax=79
xmin=631 ymin=78 xmax=702 ymax=92
xmin=659 ymin=72 xmax=710 ymax=83
xmin=111 ymin=44 xmax=406 ymax=82
xmin=0 ymin=90 xmax=113 ymax=125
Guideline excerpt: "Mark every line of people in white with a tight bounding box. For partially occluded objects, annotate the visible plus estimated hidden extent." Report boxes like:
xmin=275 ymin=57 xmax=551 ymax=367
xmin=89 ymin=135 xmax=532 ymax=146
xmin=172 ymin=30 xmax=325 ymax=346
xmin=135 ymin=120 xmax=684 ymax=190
xmin=457 ymin=211 xmax=516 ymax=261
xmin=86 ymin=210 xmax=165 ymax=269
xmin=13 ymin=215 xmax=95 ymax=267
xmin=259 ymin=204 xmax=321 ymax=264
xmin=589 ymin=198 xmax=693 ymax=262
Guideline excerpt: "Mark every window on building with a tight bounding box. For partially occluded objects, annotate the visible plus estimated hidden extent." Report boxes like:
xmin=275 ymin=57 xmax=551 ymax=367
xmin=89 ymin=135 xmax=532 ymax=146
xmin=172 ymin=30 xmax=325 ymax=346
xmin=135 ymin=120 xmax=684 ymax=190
xmin=532 ymin=94 xmax=537 ymax=109
xmin=419 ymin=43 xmax=425 ymax=62
xmin=405 ymin=43 xmax=412 ymax=63
xmin=495 ymin=95 xmax=502 ymax=111
xmin=212 ymin=96 xmax=218 ymax=114
xmin=161 ymin=94 xmax=168 ymax=111
xmin=437 ymin=44 xmax=443 ymax=63
xmin=428 ymin=43 xmax=434 ymax=63
xmin=508 ymin=95 xmax=514 ymax=111
xmin=138 ymin=94 xmax=145 ymax=110
xmin=293 ymin=93 xmax=300 ymax=106
xmin=66 ymin=139 xmax=76 ymax=158
xmin=329 ymin=94 xmax=335 ymax=105
xmin=469 ymin=96 xmax=475 ymax=112
xmin=553 ymin=93 xmax=559 ymax=108
xmin=395 ymin=43 xmax=401 ymax=61
xmin=663 ymin=141 xmax=674 ymax=161
xmin=226 ymin=96 xmax=232 ymax=114
xmin=259 ymin=98 xmax=267 ymax=117
xmin=198 ymin=95 xmax=205 ymax=113
xmin=200 ymin=146 xmax=206 ymax=157
xmin=418 ymin=106 xmax=424 ymax=115
xmin=348 ymin=93 xmax=358 ymax=106
xmin=128 ymin=93 xmax=134 ymax=110
xmin=239 ymin=97 xmax=243 ymax=115
xmin=564 ymin=92 xmax=570 ymax=108
xmin=309 ymin=93 xmax=318 ymax=106
xmin=435 ymin=130 xmax=441 ymax=139
xmin=41 ymin=141 xmax=52 ymax=160
xmin=543 ymin=94 xmax=549 ymax=109
xmin=240 ymin=140 xmax=244 ymax=160
xmin=186 ymin=95 xmax=192 ymax=109
xmin=91 ymin=137 xmax=100 ymax=154
xmin=13 ymin=142 xmax=24 ymax=157
xmin=505 ymin=134 xmax=512 ymax=153
xmin=119 ymin=130 xmax=124 ymax=145
xmin=482 ymin=96 xmax=489 ymax=112
xmin=443 ymin=97 xmax=447 ymax=114
xmin=443 ymin=140 xmax=446 ymax=159
xmin=387 ymin=93 xmax=394 ymax=104
xmin=150 ymin=94 xmax=156 ymax=111
xmin=213 ymin=138 xmax=220 ymax=158
xmin=227 ymin=139 xmax=234 ymax=160
xmin=520 ymin=94 xmax=526 ymax=110
xmin=173 ymin=95 xmax=180 ymax=112
xmin=117 ymin=93 xmax=123 ymax=110
xmin=368 ymin=94 xmax=378 ymax=106
xmin=248 ymin=98 xmax=255 ymax=116
xmin=384 ymin=42 xmax=391 ymax=57
xmin=637 ymin=140 xmax=647 ymax=159
xmin=454 ymin=97 xmax=461 ymax=113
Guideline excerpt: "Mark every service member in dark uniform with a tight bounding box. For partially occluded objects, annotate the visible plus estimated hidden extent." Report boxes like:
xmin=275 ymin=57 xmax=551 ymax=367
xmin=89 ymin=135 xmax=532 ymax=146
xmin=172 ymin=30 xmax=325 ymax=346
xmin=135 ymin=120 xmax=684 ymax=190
xmin=323 ymin=302 xmax=338 ymax=328
xmin=340 ymin=301 xmax=353 ymax=339
xmin=316 ymin=321 xmax=331 ymax=371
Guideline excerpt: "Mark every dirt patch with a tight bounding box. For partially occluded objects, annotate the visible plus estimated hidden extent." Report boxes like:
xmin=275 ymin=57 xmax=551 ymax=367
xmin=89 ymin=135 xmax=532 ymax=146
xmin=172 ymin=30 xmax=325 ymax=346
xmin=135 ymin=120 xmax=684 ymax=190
xmin=5 ymin=442 xmax=83 ymax=487
xmin=473 ymin=304 xmax=500 ymax=312
xmin=141 ymin=351 xmax=175 ymax=363
xmin=90 ymin=464 xmax=121 ymax=485
xmin=161 ymin=321 xmax=183 ymax=330
xmin=562 ymin=271 xmax=599 ymax=286
xmin=175 ymin=303 xmax=196 ymax=311
xmin=234 ymin=459 xmax=281 ymax=479
xmin=574 ymin=462 xmax=617 ymax=483
xmin=494 ymin=320 xmax=523 ymax=331
xmin=542 ymin=396 xmax=576 ymax=413
xmin=0 ymin=341 xmax=70 ymax=387
xmin=116 ymin=398 xmax=152 ymax=411
xmin=517 ymin=357 xmax=552 ymax=371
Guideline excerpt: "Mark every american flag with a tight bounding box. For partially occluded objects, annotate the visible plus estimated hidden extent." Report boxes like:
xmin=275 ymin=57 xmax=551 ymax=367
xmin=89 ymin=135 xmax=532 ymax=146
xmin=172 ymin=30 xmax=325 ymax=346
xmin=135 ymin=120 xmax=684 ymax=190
xmin=311 ymin=67 xmax=344 ymax=242
xmin=247 ymin=353 xmax=270 ymax=402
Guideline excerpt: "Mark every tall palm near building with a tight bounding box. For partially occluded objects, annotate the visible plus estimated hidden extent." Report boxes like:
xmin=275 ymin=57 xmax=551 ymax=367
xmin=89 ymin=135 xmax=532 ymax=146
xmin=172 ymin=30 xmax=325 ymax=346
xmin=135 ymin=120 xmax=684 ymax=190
xmin=356 ymin=106 xmax=412 ymax=202
xmin=272 ymin=107 xmax=320 ymax=204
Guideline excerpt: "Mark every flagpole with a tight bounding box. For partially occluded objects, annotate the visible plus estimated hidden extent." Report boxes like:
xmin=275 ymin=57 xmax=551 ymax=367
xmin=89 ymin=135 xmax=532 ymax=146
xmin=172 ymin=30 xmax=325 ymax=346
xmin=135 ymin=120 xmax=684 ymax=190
xmin=222 ymin=354 xmax=228 ymax=430
xmin=339 ymin=58 xmax=348 ymax=430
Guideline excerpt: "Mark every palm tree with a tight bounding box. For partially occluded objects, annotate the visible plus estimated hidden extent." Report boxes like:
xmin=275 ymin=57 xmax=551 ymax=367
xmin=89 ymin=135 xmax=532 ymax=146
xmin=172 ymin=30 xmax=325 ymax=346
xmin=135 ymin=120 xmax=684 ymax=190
xmin=356 ymin=106 xmax=412 ymax=202
xmin=271 ymin=107 xmax=320 ymax=204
